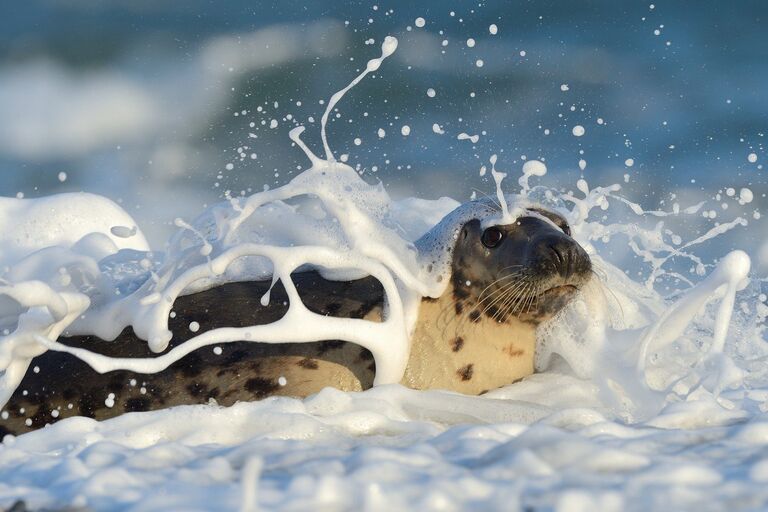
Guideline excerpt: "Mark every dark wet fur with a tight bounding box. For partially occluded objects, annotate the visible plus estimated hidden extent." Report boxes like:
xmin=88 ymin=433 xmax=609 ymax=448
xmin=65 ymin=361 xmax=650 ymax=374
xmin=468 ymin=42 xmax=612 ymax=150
xmin=0 ymin=271 xmax=382 ymax=437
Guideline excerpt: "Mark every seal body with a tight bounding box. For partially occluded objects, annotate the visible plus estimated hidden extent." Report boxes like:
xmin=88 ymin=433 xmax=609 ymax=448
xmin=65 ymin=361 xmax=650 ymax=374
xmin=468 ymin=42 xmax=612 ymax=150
xmin=0 ymin=206 xmax=591 ymax=436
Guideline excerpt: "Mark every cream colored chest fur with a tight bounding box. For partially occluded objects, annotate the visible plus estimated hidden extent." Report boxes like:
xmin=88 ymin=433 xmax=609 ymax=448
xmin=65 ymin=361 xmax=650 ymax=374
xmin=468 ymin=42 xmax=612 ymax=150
xmin=401 ymin=292 xmax=536 ymax=394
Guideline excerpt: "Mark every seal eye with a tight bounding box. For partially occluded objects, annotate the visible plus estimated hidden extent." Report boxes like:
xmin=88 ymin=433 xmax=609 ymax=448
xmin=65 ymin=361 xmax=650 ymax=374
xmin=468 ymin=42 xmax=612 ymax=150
xmin=561 ymin=222 xmax=571 ymax=237
xmin=481 ymin=227 xmax=504 ymax=248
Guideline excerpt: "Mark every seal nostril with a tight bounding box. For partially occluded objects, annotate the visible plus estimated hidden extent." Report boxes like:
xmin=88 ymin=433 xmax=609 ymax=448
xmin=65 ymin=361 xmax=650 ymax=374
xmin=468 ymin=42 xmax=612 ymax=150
xmin=536 ymin=235 xmax=590 ymax=280
xmin=568 ymin=246 xmax=577 ymax=279
xmin=547 ymin=243 xmax=566 ymax=275
xmin=563 ymin=255 xmax=570 ymax=278
xmin=546 ymin=241 xmax=582 ymax=279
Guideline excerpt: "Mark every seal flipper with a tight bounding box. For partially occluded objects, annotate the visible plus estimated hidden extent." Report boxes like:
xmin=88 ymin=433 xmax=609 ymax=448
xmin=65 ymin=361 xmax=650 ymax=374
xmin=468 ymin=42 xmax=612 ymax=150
xmin=1 ymin=271 xmax=382 ymax=435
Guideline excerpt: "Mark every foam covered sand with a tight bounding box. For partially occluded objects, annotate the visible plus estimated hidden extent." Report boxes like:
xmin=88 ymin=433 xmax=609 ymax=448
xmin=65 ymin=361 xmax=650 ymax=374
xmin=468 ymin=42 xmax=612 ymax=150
xmin=1 ymin=36 xmax=767 ymax=511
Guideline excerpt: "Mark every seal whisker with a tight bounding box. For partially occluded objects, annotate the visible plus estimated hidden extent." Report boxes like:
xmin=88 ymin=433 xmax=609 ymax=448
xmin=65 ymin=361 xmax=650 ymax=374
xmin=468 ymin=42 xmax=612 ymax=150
xmin=484 ymin=268 xmax=527 ymax=290
xmin=504 ymin=282 xmax=528 ymax=317
xmin=477 ymin=270 xmax=526 ymax=303
xmin=524 ymin=283 xmax=537 ymax=315
xmin=480 ymin=283 xmax=522 ymax=316
xmin=587 ymin=268 xmax=626 ymax=324
xmin=477 ymin=271 xmax=524 ymax=299
xmin=590 ymin=264 xmax=608 ymax=282
xmin=470 ymin=188 xmax=502 ymax=212
xmin=526 ymin=281 xmax=541 ymax=314
xmin=475 ymin=277 xmax=529 ymax=317
xmin=534 ymin=281 xmax=545 ymax=310
xmin=521 ymin=282 xmax=535 ymax=315
xmin=483 ymin=276 xmax=531 ymax=322
xmin=483 ymin=272 xmax=530 ymax=308
xmin=436 ymin=290 xmax=466 ymax=328
xmin=497 ymin=265 xmax=526 ymax=273
xmin=529 ymin=281 xmax=544 ymax=314
xmin=454 ymin=275 xmax=528 ymax=332
xmin=493 ymin=280 xmax=531 ymax=322
xmin=500 ymin=279 xmax=532 ymax=319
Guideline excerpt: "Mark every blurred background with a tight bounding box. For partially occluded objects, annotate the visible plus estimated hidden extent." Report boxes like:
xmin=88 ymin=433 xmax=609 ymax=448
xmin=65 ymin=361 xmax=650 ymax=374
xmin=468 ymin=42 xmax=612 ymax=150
xmin=1 ymin=0 xmax=765 ymax=267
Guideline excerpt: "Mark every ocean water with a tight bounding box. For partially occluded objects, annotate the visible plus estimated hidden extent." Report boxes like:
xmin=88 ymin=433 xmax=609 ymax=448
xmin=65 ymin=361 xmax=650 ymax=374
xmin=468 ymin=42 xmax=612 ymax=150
xmin=1 ymin=3 xmax=768 ymax=511
xmin=1 ymin=1 xmax=764 ymax=252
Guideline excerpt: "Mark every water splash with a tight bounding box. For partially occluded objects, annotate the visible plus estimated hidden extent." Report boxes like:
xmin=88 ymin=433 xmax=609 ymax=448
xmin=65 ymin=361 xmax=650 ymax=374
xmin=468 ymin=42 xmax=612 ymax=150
xmin=320 ymin=36 xmax=398 ymax=161
xmin=0 ymin=34 xmax=761 ymax=432
xmin=519 ymin=159 xmax=547 ymax=195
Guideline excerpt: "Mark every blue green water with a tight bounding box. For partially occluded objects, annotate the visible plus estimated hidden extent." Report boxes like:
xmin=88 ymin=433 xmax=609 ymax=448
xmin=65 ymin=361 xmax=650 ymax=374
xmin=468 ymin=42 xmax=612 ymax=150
xmin=0 ymin=1 xmax=765 ymax=251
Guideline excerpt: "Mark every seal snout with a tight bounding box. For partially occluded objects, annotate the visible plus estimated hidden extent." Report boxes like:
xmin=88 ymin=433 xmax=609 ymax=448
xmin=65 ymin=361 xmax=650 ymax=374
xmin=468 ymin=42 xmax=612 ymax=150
xmin=536 ymin=234 xmax=591 ymax=282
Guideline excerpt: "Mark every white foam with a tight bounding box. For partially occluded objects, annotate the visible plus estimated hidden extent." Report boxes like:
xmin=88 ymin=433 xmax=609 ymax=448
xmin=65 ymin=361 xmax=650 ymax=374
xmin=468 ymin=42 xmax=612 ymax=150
xmin=0 ymin=193 xmax=148 ymax=267
xmin=519 ymin=159 xmax=547 ymax=194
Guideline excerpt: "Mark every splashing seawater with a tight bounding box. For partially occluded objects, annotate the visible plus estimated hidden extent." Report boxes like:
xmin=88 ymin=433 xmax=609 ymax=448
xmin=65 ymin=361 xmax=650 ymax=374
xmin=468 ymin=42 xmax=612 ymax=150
xmin=32 ymin=36 xmax=423 ymax=390
xmin=320 ymin=36 xmax=398 ymax=162
xmin=489 ymin=154 xmax=513 ymax=224
xmin=0 ymin=33 xmax=762 ymax=434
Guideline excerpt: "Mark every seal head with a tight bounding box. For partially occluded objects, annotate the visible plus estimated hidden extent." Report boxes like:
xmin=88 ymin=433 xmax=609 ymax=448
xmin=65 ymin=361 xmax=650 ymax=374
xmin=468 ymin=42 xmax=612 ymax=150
xmin=402 ymin=206 xmax=592 ymax=394
xmin=451 ymin=207 xmax=592 ymax=325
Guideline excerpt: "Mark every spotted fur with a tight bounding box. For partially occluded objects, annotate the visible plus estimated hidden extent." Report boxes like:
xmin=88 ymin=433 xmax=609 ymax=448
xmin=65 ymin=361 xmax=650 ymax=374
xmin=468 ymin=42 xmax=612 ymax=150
xmin=457 ymin=364 xmax=474 ymax=381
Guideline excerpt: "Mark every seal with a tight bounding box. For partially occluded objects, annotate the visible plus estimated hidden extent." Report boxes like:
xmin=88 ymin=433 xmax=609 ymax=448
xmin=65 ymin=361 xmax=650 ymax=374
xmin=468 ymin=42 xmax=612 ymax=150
xmin=0 ymin=204 xmax=591 ymax=436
